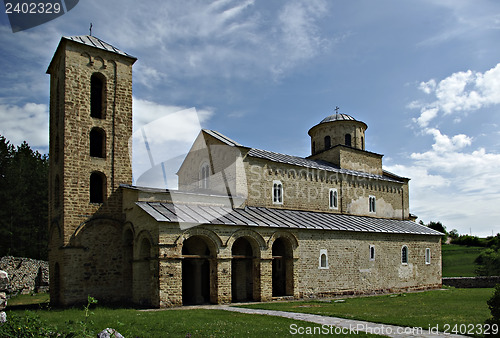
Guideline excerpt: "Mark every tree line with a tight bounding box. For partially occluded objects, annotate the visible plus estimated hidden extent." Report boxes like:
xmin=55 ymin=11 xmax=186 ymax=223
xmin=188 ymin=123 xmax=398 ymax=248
xmin=421 ymin=220 xmax=500 ymax=276
xmin=0 ymin=135 xmax=48 ymax=260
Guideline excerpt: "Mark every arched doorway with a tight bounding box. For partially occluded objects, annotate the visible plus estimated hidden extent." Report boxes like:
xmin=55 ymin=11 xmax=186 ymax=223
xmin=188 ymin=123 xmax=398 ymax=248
xmin=231 ymin=237 xmax=255 ymax=302
xmin=272 ymin=237 xmax=293 ymax=297
xmin=182 ymin=236 xmax=213 ymax=305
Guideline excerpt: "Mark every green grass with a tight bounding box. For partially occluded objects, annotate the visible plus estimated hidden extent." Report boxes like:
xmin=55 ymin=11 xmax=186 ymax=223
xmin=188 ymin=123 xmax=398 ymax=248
xmin=4 ymin=305 xmax=378 ymax=337
xmin=240 ymin=288 xmax=493 ymax=331
xmin=7 ymin=293 xmax=50 ymax=307
xmin=442 ymin=244 xmax=484 ymax=277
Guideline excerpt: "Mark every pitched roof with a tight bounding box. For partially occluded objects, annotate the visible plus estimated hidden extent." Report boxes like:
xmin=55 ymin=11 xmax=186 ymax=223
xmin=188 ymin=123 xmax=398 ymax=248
xmin=136 ymin=202 xmax=442 ymax=236
xmin=63 ymin=35 xmax=137 ymax=59
xmin=248 ymin=148 xmax=403 ymax=183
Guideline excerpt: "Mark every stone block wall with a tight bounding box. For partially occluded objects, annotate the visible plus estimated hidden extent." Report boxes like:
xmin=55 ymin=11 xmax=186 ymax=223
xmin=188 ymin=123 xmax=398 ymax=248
xmin=0 ymin=256 xmax=49 ymax=295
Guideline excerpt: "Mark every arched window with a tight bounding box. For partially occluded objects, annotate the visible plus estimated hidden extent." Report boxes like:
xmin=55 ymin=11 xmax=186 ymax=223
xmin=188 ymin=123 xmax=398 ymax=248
xmin=273 ymin=180 xmax=283 ymax=204
xmin=369 ymin=195 xmax=376 ymax=213
xmin=401 ymin=245 xmax=408 ymax=264
xmin=200 ymin=163 xmax=210 ymax=189
xmin=345 ymin=134 xmax=352 ymax=147
xmin=89 ymin=128 xmax=106 ymax=158
xmin=319 ymin=249 xmax=328 ymax=269
xmin=90 ymin=171 xmax=106 ymax=203
xmin=329 ymin=188 xmax=338 ymax=209
xmin=90 ymin=73 xmax=106 ymax=118
xmin=324 ymin=135 xmax=331 ymax=150
xmin=369 ymin=245 xmax=375 ymax=261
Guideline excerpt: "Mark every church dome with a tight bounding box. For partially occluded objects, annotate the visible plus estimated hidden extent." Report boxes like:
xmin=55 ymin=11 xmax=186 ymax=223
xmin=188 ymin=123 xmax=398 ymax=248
xmin=319 ymin=113 xmax=357 ymax=124
xmin=308 ymin=109 xmax=368 ymax=154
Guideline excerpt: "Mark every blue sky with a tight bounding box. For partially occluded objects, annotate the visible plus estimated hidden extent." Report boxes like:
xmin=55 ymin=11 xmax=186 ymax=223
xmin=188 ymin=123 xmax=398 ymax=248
xmin=1 ymin=0 xmax=500 ymax=237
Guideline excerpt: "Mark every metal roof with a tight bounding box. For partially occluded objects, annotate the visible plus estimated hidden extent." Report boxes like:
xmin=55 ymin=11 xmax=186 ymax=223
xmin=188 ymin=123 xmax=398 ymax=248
xmin=247 ymin=148 xmax=402 ymax=183
xmin=203 ymin=129 xmax=242 ymax=147
xmin=320 ymin=113 xmax=358 ymax=123
xmin=136 ymin=202 xmax=442 ymax=236
xmin=64 ymin=35 xmax=136 ymax=59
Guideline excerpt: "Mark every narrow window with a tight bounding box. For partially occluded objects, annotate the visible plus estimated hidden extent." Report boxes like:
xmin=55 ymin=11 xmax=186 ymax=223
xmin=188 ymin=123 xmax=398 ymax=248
xmin=345 ymin=134 xmax=352 ymax=147
xmin=200 ymin=163 xmax=210 ymax=189
xmin=425 ymin=248 xmax=431 ymax=264
xmin=54 ymin=175 xmax=60 ymax=209
xmin=89 ymin=128 xmax=106 ymax=158
xmin=90 ymin=73 xmax=105 ymax=118
xmin=312 ymin=141 xmax=316 ymax=155
xmin=324 ymin=136 xmax=331 ymax=150
xmin=369 ymin=196 xmax=376 ymax=213
xmin=401 ymin=245 xmax=408 ymax=264
xmin=361 ymin=137 xmax=364 ymax=150
xmin=319 ymin=249 xmax=328 ymax=269
xmin=329 ymin=188 xmax=338 ymax=209
xmin=90 ymin=171 xmax=106 ymax=203
xmin=273 ymin=180 xmax=283 ymax=204
xmin=369 ymin=245 xmax=375 ymax=261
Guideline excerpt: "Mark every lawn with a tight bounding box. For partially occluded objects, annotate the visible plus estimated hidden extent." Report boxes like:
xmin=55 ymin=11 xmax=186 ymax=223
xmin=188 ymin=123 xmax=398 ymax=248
xmin=240 ymin=288 xmax=494 ymax=332
xmin=442 ymin=244 xmax=484 ymax=277
xmin=2 ymin=288 xmax=494 ymax=337
xmin=3 ymin=297 xmax=378 ymax=338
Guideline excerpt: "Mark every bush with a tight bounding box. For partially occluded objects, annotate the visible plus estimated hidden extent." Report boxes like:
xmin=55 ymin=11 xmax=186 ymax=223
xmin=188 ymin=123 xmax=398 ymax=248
xmin=486 ymin=284 xmax=500 ymax=326
xmin=475 ymin=249 xmax=500 ymax=276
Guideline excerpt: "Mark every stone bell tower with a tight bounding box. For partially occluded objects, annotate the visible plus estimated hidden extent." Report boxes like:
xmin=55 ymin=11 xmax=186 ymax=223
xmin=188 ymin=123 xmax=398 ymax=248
xmin=46 ymin=35 xmax=136 ymax=305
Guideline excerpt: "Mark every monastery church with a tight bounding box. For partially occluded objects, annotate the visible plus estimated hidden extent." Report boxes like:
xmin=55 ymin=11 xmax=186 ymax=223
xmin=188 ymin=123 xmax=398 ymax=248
xmin=47 ymin=35 xmax=442 ymax=307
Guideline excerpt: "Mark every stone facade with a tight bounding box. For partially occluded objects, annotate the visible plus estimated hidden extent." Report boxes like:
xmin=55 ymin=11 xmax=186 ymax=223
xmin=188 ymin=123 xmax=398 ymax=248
xmin=47 ymin=36 xmax=136 ymax=305
xmin=47 ymin=35 xmax=442 ymax=308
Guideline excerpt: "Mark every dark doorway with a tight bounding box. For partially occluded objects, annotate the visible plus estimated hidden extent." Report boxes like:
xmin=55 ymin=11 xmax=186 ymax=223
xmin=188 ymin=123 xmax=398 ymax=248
xmin=272 ymin=237 xmax=292 ymax=297
xmin=52 ymin=262 xmax=60 ymax=305
xmin=231 ymin=237 xmax=254 ymax=302
xmin=182 ymin=236 xmax=212 ymax=305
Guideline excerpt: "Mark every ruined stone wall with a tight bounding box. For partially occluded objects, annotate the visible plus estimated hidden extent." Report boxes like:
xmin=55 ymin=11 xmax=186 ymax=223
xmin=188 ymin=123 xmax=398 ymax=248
xmin=0 ymin=257 xmax=49 ymax=295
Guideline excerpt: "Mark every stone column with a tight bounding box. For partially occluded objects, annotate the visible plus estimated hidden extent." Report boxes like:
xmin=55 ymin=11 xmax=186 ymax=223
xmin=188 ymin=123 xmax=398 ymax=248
xmin=259 ymin=258 xmax=273 ymax=301
xmin=215 ymin=258 xmax=231 ymax=304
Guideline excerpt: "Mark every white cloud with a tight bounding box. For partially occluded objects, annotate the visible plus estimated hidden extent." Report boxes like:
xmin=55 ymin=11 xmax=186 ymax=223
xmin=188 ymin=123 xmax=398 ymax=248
xmin=413 ymin=63 xmax=500 ymax=127
xmin=414 ymin=107 xmax=438 ymax=127
xmin=0 ymin=102 xmax=48 ymax=150
xmin=270 ymin=0 xmax=329 ymax=78
xmin=418 ymin=79 xmax=436 ymax=94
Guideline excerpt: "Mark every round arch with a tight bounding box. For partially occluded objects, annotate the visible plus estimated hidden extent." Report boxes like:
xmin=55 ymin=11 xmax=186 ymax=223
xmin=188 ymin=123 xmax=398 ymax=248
xmin=226 ymin=229 xmax=267 ymax=255
xmin=175 ymin=227 xmax=222 ymax=255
